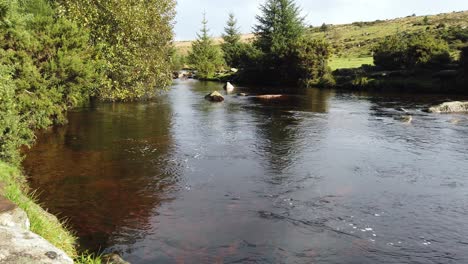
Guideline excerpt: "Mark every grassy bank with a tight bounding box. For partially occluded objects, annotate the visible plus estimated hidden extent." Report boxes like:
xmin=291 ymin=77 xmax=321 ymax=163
xmin=0 ymin=161 xmax=76 ymax=256
xmin=0 ymin=161 xmax=106 ymax=263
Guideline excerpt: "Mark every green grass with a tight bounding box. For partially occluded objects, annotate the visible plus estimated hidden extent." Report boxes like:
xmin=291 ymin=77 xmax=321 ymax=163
xmin=329 ymin=56 xmax=374 ymax=70
xmin=0 ymin=161 xmax=104 ymax=263
xmin=0 ymin=161 xmax=77 ymax=256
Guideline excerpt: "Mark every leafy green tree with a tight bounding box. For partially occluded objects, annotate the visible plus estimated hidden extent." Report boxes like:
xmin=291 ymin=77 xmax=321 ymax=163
xmin=373 ymin=34 xmax=408 ymax=70
xmin=56 ymin=0 xmax=176 ymax=101
xmin=0 ymin=0 xmax=103 ymax=163
xmin=406 ymin=33 xmax=451 ymax=67
xmin=292 ymin=37 xmax=334 ymax=86
xmin=222 ymin=13 xmax=243 ymax=68
xmin=254 ymin=0 xmax=304 ymax=58
xmin=188 ymin=14 xmax=225 ymax=79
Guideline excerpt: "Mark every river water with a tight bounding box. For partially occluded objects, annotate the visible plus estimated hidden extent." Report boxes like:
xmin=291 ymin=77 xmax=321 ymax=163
xmin=23 ymin=80 xmax=468 ymax=264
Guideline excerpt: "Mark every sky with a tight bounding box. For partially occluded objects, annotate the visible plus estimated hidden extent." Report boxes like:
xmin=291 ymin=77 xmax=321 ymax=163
xmin=174 ymin=0 xmax=468 ymax=40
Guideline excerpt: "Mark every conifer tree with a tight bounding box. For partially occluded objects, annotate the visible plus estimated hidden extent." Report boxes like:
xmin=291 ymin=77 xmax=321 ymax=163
xmin=222 ymin=13 xmax=243 ymax=67
xmin=253 ymin=0 xmax=304 ymax=58
xmin=188 ymin=14 xmax=224 ymax=79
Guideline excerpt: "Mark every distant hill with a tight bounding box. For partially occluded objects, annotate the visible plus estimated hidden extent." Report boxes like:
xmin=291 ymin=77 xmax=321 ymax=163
xmin=175 ymin=10 xmax=468 ymax=69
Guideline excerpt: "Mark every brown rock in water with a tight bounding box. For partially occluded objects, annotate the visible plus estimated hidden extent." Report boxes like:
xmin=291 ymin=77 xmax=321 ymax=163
xmin=428 ymin=101 xmax=468 ymax=113
xmin=205 ymin=91 xmax=225 ymax=102
xmin=102 ymin=253 xmax=130 ymax=264
xmin=255 ymin=94 xmax=289 ymax=100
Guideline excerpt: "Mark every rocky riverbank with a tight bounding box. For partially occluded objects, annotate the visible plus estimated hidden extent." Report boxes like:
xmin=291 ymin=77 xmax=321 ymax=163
xmin=0 ymin=190 xmax=73 ymax=263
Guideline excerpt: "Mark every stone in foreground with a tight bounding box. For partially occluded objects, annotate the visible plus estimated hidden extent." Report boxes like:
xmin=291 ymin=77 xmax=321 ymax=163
xmin=428 ymin=101 xmax=468 ymax=113
xmin=205 ymin=91 xmax=225 ymax=102
xmin=0 ymin=226 xmax=73 ymax=264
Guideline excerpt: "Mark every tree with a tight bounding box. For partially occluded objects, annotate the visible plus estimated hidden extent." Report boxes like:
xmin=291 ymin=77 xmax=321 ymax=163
xmin=0 ymin=0 xmax=103 ymax=164
xmin=320 ymin=23 xmax=329 ymax=32
xmin=373 ymin=33 xmax=451 ymax=70
xmin=222 ymin=13 xmax=243 ymax=67
xmin=406 ymin=33 xmax=451 ymax=67
xmin=56 ymin=0 xmax=176 ymax=101
xmin=292 ymin=37 xmax=334 ymax=87
xmin=253 ymin=0 xmax=304 ymax=58
xmin=423 ymin=16 xmax=430 ymax=25
xmin=188 ymin=14 xmax=225 ymax=79
xmin=461 ymin=46 xmax=468 ymax=74
xmin=373 ymin=34 xmax=408 ymax=70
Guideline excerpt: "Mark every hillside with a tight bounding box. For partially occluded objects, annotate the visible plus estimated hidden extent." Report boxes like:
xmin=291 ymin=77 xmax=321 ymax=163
xmin=175 ymin=10 xmax=468 ymax=70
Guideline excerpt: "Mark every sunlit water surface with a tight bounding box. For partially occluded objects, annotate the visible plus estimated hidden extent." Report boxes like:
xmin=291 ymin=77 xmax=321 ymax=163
xmin=24 ymin=80 xmax=468 ymax=264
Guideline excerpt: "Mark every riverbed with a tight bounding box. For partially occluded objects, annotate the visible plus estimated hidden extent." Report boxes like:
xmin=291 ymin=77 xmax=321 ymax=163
xmin=24 ymin=80 xmax=468 ymax=264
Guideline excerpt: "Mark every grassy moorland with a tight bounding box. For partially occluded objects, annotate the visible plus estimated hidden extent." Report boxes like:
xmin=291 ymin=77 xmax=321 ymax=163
xmin=175 ymin=10 xmax=468 ymax=70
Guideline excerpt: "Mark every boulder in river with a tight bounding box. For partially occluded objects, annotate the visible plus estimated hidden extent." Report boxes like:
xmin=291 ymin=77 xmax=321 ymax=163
xmin=428 ymin=101 xmax=468 ymax=113
xmin=223 ymin=82 xmax=235 ymax=93
xmin=205 ymin=91 xmax=224 ymax=102
xmin=102 ymin=253 xmax=130 ymax=264
xmin=255 ymin=94 xmax=290 ymax=100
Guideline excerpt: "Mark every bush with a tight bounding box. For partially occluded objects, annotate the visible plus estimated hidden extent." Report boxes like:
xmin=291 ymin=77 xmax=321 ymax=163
xmin=373 ymin=35 xmax=408 ymax=70
xmin=292 ymin=37 xmax=333 ymax=86
xmin=406 ymin=33 xmax=451 ymax=67
xmin=461 ymin=46 xmax=468 ymax=74
xmin=373 ymin=33 xmax=451 ymax=70
xmin=0 ymin=0 xmax=103 ymax=163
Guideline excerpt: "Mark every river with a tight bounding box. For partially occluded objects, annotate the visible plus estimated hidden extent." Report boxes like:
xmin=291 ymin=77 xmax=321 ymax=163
xmin=23 ymin=80 xmax=468 ymax=264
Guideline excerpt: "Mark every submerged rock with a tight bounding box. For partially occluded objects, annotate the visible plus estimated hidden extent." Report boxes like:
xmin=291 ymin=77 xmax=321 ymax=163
xmin=428 ymin=101 xmax=468 ymax=113
xmin=223 ymin=82 xmax=235 ymax=93
xmin=255 ymin=94 xmax=289 ymax=100
xmin=102 ymin=253 xmax=130 ymax=264
xmin=205 ymin=91 xmax=224 ymax=102
xmin=394 ymin=115 xmax=413 ymax=124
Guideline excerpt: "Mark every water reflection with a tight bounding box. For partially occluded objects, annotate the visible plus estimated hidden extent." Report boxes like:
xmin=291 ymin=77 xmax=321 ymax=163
xmin=23 ymin=100 xmax=179 ymax=251
xmin=23 ymin=80 xmax=468 ymax=264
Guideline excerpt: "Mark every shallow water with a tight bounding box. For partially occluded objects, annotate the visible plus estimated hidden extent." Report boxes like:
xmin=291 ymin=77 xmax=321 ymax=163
xmin=24 ymin=80 xmax=468 ymax=264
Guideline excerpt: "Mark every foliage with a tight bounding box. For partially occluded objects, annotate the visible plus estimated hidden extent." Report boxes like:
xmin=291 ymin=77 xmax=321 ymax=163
xmin=405 ymin=33 xmax=451 ymax=67
xmin=170 ymin=49 xmax=187 ymax=71
xmin=57 ymin=0 xmax=176 ymax=101
xmin=373 ymin=35 xmax=408 ymax=70
xmin=373 ymin=33 xmax=451 ymax=70
xmin=320 ymin=23 xmax=330 ymax=32
xmin=188 ymin=14 xmax=225 ymax=79
xmin=0 ymin=0 xmax=103 ymax=164
xmin=292 ymin=37 xmax=334 ymax=86
xmin=254 ymin=0 xmax=304 ymax=58
xmin=461 ymin=46 xmax=468 ymax=74
xmin=222 ymin=13 xmax=243 ymax=68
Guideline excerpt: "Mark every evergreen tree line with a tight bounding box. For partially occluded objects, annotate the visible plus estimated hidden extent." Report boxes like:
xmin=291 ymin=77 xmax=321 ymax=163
xmin=187 ymin=0 xmax=334 ymax=87
xmin=0 ymin=0 xmax=175 ymax=165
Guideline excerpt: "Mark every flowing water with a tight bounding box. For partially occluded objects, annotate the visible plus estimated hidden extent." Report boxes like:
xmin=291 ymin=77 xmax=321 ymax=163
xmin=23 ymin=80 xmax=468 ymax=264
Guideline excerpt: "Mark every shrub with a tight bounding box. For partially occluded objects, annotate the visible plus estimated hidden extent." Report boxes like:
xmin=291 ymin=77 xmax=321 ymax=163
xmin=292 ymin=37 xmax=333 ymax=86
xmin=461 ymin=46 xmax=468 ymax=74
xmin=373 ymin=35 xmax=408 ymax=70
xmin=406 ymin=33 xmax=451 ymax=67
xmin=373 ymin=33 xmax=451 ymax=70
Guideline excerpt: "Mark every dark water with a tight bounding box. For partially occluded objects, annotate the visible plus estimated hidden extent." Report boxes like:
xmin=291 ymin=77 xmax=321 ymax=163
xmin=24 ymin=80 xmax=468 ymax=264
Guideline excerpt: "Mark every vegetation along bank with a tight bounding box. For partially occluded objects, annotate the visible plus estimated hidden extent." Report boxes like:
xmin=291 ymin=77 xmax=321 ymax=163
xmin=175 ymin=8 xmax=467 ymax=93
xmin=0 ymin=0 xmax=176 ymax=262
